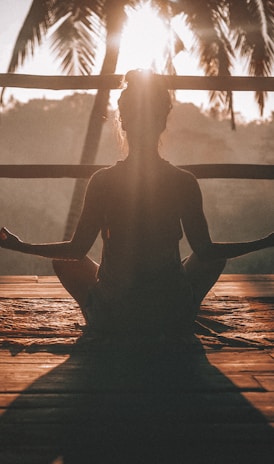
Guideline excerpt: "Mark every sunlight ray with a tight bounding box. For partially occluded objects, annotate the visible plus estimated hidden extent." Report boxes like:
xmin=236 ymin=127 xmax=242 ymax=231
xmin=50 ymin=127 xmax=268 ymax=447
xmin=116 ymin=2 xmax=171 ymax=73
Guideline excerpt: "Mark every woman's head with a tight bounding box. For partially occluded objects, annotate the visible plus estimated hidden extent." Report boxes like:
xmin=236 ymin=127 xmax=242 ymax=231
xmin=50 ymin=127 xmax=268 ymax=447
xmin=118 ymin=70 xmax=172 ymax=139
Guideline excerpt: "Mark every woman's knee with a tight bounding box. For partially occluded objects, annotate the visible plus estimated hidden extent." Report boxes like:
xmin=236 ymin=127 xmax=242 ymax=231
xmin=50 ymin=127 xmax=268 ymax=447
xmin=198 ymin=257 xmax=227 ymax=280
xmin=215 ymin=258 xmax=227 ymax=274
xmin=52 ymin=258 xmax=61 ymax=274
xmin=52 ymin=257 xmax=99 ymax=287
xmin=183 ymin=253 xmax=226 ymax=275
xmin=52 ymin=259 xmax=67 ymax=277
xmin=52 ymin=259 xmax=78 ymax=280
xmin=213 ymin=258 xmax=227 ymax=275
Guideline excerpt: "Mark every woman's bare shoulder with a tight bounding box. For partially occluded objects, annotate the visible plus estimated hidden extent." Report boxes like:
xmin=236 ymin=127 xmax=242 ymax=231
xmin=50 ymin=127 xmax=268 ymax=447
xmin=167 ymin=162 xmax=199 ymax=186
xmin=88 ymin=165 xmax=115 ymax=184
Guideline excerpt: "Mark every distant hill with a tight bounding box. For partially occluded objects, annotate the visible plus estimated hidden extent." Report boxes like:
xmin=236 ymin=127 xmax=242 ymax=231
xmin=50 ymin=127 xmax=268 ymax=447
xmin=0 ymin=94 xmax=273 ymax=274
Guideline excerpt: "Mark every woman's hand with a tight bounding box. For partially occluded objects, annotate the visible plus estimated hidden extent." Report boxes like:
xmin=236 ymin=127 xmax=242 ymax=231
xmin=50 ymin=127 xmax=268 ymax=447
xmin=0 ymin=227 xmax=21 ymax=250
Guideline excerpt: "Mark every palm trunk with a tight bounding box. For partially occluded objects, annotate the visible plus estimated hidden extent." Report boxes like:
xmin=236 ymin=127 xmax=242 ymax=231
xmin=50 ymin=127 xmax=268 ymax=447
xmin=62 ymin=87 xmax=112 ymax=241
xmin=63 ymin=3 xmax=126 ymax=240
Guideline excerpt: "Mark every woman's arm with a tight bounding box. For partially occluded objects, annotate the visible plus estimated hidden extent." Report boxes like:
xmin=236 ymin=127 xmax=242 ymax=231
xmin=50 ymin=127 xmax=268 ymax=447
xmin=198 ymin=233 xmax=274 ymax=261
xmin=0 ymin=228 xmax=80 ymax=259
xmin=181 ymin=172 xmax=274 ymax=261
xmin=0 ymin=172 xmax=104 ymax=260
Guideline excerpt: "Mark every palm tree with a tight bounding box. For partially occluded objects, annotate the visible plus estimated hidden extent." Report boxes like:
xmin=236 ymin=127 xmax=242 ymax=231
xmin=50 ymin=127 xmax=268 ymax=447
xmin=4 ymin=0 xmax=274 ymax=238
xmin=179 ymin=0 xmax=274 ymax=123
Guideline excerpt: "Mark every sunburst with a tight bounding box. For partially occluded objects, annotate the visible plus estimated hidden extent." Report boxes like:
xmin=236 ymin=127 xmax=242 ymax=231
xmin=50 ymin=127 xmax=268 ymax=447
xmin=117 ymin=3 xmax=171 ymax=73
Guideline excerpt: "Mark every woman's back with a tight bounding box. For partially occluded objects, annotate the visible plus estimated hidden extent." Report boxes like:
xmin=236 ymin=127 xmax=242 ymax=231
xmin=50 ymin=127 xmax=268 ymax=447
xmin=97 ymin=157 xmax=189 ymax=288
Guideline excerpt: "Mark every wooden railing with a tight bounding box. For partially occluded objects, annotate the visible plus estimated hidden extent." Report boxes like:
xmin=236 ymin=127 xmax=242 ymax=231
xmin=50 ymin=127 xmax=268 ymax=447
xmin=0 ymin=164 xmax=274 ymax=179
xmin=1 ymin=73 xmax=274 ymax=91
xmin=1 ymin=73 xmax=273 ymax=181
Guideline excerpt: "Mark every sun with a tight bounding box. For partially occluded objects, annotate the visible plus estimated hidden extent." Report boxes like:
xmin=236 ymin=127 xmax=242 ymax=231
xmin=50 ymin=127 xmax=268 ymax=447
xmin=112 ymin=3 xmax=201 ymax=108
xmin=116 ymin=3 xmax=171 ymax=73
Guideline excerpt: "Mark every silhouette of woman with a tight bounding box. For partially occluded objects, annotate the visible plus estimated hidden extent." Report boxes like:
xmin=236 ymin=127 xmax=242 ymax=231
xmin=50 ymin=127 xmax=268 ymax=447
xmin=1 ymin=69 xmax=274 ymax=339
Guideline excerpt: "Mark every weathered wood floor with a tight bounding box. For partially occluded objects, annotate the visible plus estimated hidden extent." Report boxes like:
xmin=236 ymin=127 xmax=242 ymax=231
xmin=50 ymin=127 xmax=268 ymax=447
xmin=0 ymin=275 xmax=274 ymax=464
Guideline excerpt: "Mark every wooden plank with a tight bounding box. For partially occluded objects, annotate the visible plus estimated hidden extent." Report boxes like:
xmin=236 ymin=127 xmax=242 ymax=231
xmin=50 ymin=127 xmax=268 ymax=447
xmin=1 ymin=421 xmax=273 ymax=443
xmin=1 ymin=163 xmax=274 ymax=179
xmin=38 ymin=276 xmax=64 ymax=283
xmin=208 ymin=363 xmax=274 ymax=374
xmin=0 ymin=391 xmax=264 ymax=409
xmin=254 ymin=376 xmax=274 ymax=391
xmin=0 ymin=388 xmax=272 ymax=420
xmin=244 ymin=391 xmax=274 ymax=403
xmin=211 ymin=374 xmax=263 ymax=391
xmin=0 ymin=72 xmax=123 ymax=90
xmin=218 ymin=275 xmax=274 ymax=282
xmin=0 ymin=275 xmax=272 ymax=283
xmin=212 ymin=279 xmax=274 ymax=297
xmin=1 ymin=435 xmax=273 ymax=464
xmin=1 ymin=73 xmax=274 ymax=91
xmin=206 ymin=351 xmax=274 ymax=363
xmin=0 ymin=276 xmax=38 ymax=283
xmin=212 ymin=287 xmax=274 ymax=297
xmin=0 ymin=290 xmax=70 ymax=297
xmin=207 ymin=356 xmax=274 ymax=371
xmin=214 ymin=280 xmax=274 ymax=288
xmin=0 ymin=283 xmax=71 ymax=297
xmin=0 ymin=349 xmax=269 ymax=394
xmin=1 ymin=284 xmax=273 ymax=298
xmin=0 ymin=351 xmax=69 ymax=364
xmin=0 ymin=274 xmax=274 ymax=297
xmin=0 ymin=373 xmax=262 ymax=394
xmin=0 ymin=402 xmax=272 ymax=424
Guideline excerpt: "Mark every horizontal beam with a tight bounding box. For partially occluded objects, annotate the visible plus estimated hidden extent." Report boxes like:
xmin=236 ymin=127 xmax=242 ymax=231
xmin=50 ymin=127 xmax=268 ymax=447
xmin=0 ymin=164 xmax=274 ymax=179
xmin=1 ymin=73 xmax=274 ymax=91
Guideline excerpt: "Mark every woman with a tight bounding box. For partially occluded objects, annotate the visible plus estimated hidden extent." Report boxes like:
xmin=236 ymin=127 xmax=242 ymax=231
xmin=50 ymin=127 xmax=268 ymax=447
xmin=1 ymin=69 xmax=274 ymax=339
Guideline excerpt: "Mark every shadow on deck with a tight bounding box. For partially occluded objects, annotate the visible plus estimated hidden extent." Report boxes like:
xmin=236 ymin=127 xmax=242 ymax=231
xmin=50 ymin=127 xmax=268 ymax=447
xmin=0 ymin=275 xmax=274 ymax=463
xmin=1 ymin=342 xmax=274 ymax=464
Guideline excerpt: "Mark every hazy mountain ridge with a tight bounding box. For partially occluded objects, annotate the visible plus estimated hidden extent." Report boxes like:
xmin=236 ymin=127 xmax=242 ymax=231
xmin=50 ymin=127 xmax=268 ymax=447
xmin=0 ymin=94 xmax=273 ymax=274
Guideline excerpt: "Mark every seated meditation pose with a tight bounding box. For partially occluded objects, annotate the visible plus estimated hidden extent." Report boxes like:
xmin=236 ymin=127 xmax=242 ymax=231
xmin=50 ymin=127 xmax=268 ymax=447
xmin=1 ymin=70 xmax=274 ymax=339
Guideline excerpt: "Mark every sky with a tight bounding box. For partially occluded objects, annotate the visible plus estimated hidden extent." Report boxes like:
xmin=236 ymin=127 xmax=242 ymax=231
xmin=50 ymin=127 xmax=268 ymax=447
xmin=1 ymin=0 xmax=274 ymax=122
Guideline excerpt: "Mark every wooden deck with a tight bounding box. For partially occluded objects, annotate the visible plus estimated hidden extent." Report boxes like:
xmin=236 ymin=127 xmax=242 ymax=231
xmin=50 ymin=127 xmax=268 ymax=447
xmin=0 ymin=275 xmax=274 ymax=464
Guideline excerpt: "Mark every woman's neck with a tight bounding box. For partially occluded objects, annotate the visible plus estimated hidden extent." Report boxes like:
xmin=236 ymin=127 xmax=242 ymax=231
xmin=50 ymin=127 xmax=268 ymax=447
xmin=127 ymin=148 xmax=160 ymax=160
xmin=126 ymin=134 xmax=160 ymax=161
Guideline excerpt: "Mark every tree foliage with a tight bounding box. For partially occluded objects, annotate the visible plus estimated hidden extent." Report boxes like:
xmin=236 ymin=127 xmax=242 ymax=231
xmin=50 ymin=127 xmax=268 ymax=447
xmin=5 ymin=0 xmax=274 ymax=117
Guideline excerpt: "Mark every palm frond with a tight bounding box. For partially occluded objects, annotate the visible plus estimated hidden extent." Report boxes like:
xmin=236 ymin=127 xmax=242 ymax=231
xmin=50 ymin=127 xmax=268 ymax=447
xmin=6 ymin=0 xmax=105 ymax=75
xmin=153 ymin=0 xmax=186 ymax=16
xmin=50 ymin=12 xmax=98 ymax=74
xmin=247 ymin=0 xmax=274 ymax=114
xmin=150 ymin=0 xmax=180 ymax=16
xmin=53 ymin=0 xmax=105 ymax=23
xmin=6 ymin=0 xmax=54 ymax=72
xmin=181 ymin=1 xmax=235 ymax=124
xmin=50 ymin=2 xmax=105 ymax=76
xmin=1 ymin=0 xmax=106 ymax=104
xmin=180 ymin=1 xmax=225 ymax=74
xmin=229 ymin=0 xmax=250 ymax=31
xmin=153 ymin=1 xmax=186 ymax=68
xmin=229 ymin=0 xmax=274 ymax=114
xmin=211 ymin=21 xmax=236 ymax=128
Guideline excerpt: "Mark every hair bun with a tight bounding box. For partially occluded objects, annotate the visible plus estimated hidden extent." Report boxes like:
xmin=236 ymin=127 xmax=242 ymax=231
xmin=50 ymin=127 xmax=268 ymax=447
xmin=125 ymin=69 xmax=156 ymax=89
xmin=118 ymin=69 xmax=172 ymax=128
